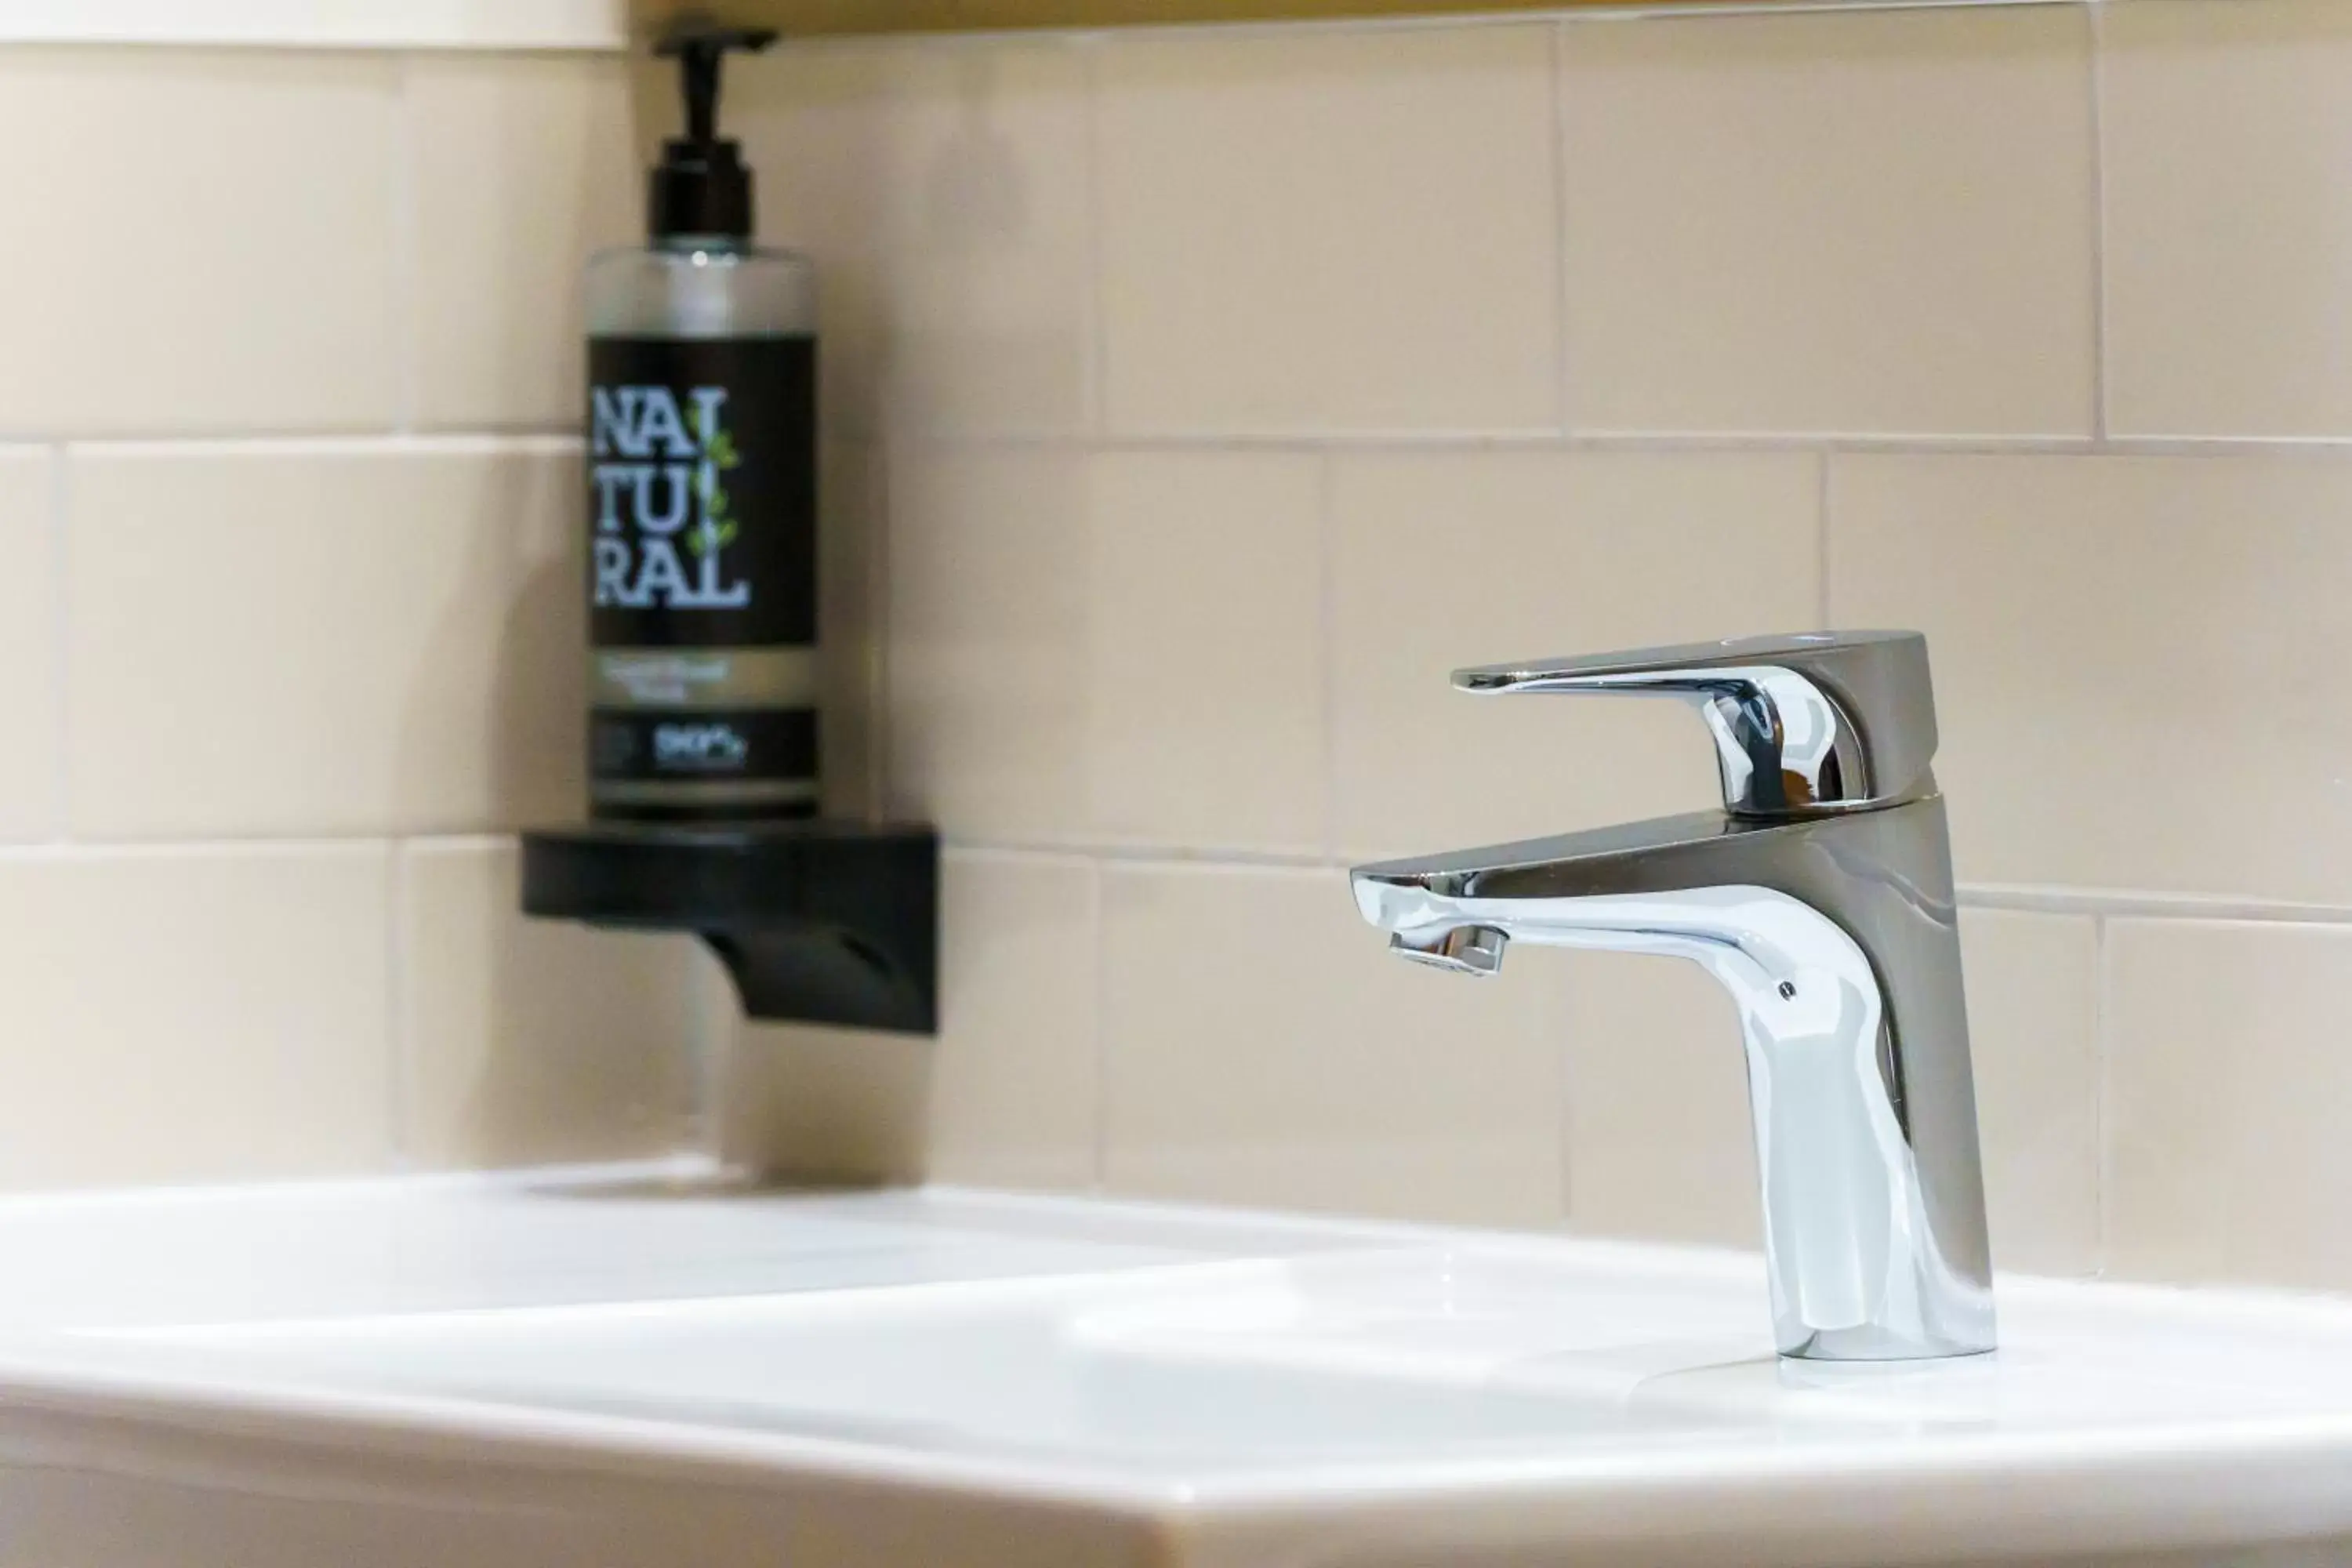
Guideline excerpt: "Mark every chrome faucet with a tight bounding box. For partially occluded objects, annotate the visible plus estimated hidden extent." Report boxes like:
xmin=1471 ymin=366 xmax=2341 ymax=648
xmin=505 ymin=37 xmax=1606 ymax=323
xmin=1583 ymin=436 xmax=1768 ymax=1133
xmin=1351 ymin=631 xmax=1994 ymax=1362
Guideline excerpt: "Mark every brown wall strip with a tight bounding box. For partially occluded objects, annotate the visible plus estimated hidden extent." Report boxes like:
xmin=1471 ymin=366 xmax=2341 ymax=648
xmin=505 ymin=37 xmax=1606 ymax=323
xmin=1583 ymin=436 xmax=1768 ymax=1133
xmin=634 ymin=0 xmax=1769 ymax=36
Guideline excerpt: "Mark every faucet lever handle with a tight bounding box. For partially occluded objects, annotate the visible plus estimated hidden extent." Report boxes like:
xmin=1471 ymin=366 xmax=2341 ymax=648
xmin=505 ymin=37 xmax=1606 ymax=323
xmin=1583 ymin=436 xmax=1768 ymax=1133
xmin=1453 ymin=630 xmax=1937 ymax=818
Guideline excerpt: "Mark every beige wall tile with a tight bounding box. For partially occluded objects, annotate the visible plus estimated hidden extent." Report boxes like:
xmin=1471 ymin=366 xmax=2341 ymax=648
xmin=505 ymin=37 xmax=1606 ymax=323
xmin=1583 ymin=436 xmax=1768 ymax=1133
xmin=729 ymin=45 xmax=894 ymax=441
xmin=872 ymin=40 xmax=1095 ymax=437
xmin=734 ymin=40 xmax=1095 ymax=441
xmin=0 ymin=49 xmax=396 ymax=434
xmin=1100 ymin=862 xmax=1565 ymax=1229
xmin=1918 ymin=1546 xmax=2352 ymax=1568
xmin=69 ymin=445 xmax=583 ymax=839
xmin=1328 ymin=449 xmax=1820 ymax=860
xmin=401 ymin=840 xmax=696 ymax=1170
xmin=1094 ymin=24 xmax=1559 ymax=435
xmin=1084 ymin=452 xmax=1324 ymax=853
xmin=1555 ymin=909 xmax=2096 ymax=1275
xmin=890 ymin=446 xmax=1324 ymax=848
xmin=920 ymin=851 xmax=1098 ymax=1187
xmin=1830 ymin=452 xmax=2352 ymax=902
xmin=713 ymin=851 xmax=1098 ymax=1191
xmin=715 ymin=1006 xmax=934 ymax=1184
xmin=2105 ymin=1 xmax=2352 ymax=437
xmin=1561 ymin=951 xmax=1757 ymax=1249
xmin=1559 ymin=5 xmax=2095 ymax=436
xmin=821 ymin=440 xmax=883 ymax=820
xmin=0 ymin=846 xmax=390 ymax=1189
xmin=1960 ymin=907 xmax=2100 ymax=1279
xmin=0 ymin=452 xmax=57 ymax=841
xmin=2107 ymin=919 xmax=2352 ymax=1290
xmin=886 ymin=444 xmax=1089 ymax=838
xmin=412 ymin=56 xmax=640 ymax=430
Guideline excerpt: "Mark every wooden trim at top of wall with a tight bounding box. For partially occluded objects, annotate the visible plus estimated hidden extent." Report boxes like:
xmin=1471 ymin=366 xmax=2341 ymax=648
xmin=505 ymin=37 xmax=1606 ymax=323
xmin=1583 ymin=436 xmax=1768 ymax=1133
xmin=633 ymin=0 xmax=1776 ymax=35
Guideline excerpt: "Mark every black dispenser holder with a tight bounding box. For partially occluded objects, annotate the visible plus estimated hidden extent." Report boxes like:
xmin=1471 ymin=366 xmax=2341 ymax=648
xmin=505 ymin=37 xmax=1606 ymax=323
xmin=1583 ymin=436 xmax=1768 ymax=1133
xmin=527 ymin=16 xmax=936 ymax=1037
xmin=521 ymin=822 xmax=939 ymax=1034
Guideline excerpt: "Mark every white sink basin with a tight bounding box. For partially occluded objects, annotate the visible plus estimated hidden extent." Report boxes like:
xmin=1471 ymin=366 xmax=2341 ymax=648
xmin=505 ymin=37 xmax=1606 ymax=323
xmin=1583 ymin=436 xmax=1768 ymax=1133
xmin=4 ymin=1167 xmax=2352 ymax=1567
xmin=113 ymin=1256 xmax=1764 ymax=1465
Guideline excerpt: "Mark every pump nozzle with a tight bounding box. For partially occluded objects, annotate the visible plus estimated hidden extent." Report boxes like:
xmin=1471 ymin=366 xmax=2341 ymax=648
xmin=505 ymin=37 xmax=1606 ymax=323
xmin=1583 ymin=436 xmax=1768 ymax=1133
xmin=647 ymin=16 xmax=779 ymax=241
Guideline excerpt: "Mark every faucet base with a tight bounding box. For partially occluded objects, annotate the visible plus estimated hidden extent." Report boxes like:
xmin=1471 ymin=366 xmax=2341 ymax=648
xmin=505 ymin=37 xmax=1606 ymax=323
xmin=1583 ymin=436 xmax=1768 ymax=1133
xmin=1784 ymin=1328 xmax=1997 ymax=1363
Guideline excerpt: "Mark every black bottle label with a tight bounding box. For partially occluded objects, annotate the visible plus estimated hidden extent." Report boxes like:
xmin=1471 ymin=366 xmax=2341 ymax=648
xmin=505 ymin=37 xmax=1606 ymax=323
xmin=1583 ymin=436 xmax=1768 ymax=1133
xmin=586 ymin=336 xmax=818 ymax=819
xmin=588 ymin=336 xmax=815 ymax=646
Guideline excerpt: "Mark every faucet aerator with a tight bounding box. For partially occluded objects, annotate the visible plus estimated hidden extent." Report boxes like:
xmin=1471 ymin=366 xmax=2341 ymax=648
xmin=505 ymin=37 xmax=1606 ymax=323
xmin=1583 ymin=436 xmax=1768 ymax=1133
xmin=1388 ymin=926 xmax=1509 ymax=976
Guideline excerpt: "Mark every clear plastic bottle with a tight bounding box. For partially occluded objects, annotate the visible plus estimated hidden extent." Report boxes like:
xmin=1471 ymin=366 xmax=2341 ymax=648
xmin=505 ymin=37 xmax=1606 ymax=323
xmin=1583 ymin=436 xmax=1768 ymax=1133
xmin=585 ymin=238 xmax=814 ymax=344
xmin=583 ymin=26 xmax=820 ymax=823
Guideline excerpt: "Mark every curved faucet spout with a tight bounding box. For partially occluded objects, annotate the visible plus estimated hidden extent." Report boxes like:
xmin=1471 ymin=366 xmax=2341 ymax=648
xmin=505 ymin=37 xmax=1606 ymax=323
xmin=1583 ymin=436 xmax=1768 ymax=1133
xmin=1352 ymin=800 xmax=1994 ymax=1362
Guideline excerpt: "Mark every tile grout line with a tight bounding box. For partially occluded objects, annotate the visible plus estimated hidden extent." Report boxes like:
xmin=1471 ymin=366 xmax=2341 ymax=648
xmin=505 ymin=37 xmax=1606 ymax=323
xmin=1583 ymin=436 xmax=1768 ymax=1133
xmin=51 ymin=432 xmax=584 ymax=457
xmin=45 ymin=446 xmax=70 ymax=846
xmin=1078 ymin=31 xmax=1114 ymax=443
xmin=1548 ymin=16 xmax=1574 ymax=439
xmin=880 ymin=428 xmax=2352 ymax=459
xmin=2085 ymin=0 xmax=2111 ymax=443
xmin=686 ymin=938 xmax=727 ymax=1165
xmin=16 ymin=820 xmax=2352 ymax=935
xmin=1086 ymin=852 xmax=1111 ymax=1196
xmin=1814 ymin=445 xmax=1834 ymax=630
xmin=947 ymin=838 xmax=1338 ymax=872
xmin=388 ymin=52 xmax=422 ymax=437
xmin=1314 ymin=448 xmax=1341 ymax=866
xmin=55 ymin=421 xmax=2352 ymax=462
xmin=873 ymin=0 xmax=2092 ymax=52
xmin=2089 ymin=907 xmax=2114 ymax=1280
xmin=1555 ymin=949 xmax=1577 ymax=1232
xmin=931 ymin=838 xmax=2352 ymax=926
xmin=384 ymin=838 xmax=415 ymax=1174
xmin=862 ymin=441 xmax=894 ymax=819
xmin=1954 ymin=884 xmax=2352 ymax=924
xmin=0 ymin=832 xmax=515 ymax=862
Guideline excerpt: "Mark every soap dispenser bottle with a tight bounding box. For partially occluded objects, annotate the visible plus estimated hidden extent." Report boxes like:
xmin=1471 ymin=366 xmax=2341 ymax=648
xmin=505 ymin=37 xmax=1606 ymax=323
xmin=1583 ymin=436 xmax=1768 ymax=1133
xmin=585 ymin=21 xmax=818 ymax=822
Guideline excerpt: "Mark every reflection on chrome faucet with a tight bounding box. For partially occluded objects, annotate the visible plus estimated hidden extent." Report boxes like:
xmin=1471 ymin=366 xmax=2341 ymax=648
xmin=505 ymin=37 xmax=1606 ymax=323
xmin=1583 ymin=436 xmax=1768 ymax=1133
xmin=1351 ymin=632 xmax=1994 ymax=1363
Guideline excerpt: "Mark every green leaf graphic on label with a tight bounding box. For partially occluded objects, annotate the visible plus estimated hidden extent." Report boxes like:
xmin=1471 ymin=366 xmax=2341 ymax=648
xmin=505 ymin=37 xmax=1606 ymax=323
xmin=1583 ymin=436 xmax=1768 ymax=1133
xmin=684 ymin=423 xmax=740 ymax=559
xmin=590 ymin=339 xmax=806 ymax=628
xmin=688 ymin=406 xmax=741 ymax=464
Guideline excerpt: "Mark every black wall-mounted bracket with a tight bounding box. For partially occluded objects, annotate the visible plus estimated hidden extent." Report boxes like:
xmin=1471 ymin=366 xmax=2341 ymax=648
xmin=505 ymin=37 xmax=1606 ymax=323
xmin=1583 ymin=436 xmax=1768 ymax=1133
xmin=521 ymin=822 xmax=939 ymax=1034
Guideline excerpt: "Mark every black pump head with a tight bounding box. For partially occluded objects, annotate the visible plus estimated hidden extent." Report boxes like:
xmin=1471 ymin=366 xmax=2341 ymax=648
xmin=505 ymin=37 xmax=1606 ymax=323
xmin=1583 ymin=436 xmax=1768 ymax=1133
xmin=648 ymin=16 xmax=779 ymax=240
